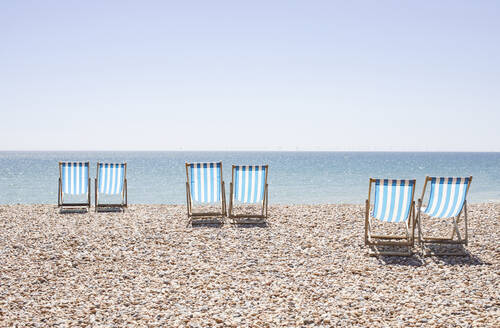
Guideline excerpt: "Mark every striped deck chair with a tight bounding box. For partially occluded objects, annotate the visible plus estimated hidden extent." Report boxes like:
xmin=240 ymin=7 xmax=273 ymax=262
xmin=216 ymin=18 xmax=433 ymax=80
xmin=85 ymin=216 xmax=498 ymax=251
xmin=95 ymin=162 xmax=128 ymax=212
xmin=417 ymin=176 xmax=472 ymax=255
xmin=228 ymin=165 xmax=269 ymax=223
xmin=365 ymin=178 xmax=416 ymax=256
xmin=185 ymin=162 xmax=226 ymax=223
xmin=58 ymin=162 xmax=91 ymax=210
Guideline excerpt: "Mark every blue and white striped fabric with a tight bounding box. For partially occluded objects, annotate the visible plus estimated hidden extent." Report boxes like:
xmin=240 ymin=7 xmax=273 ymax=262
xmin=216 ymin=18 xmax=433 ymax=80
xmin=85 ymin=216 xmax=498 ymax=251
xmin=190 ymin=163 xmax=222 ymax=203
xmin=233 ymin=165 xmax=267 ymax=203
xmin=98 ymin=163 xmax=125 ymax=195
xmin=423 ymin=177 xmax=470 ymax=218
xmin=61 ymin=162 xmax=89 ymax=195
xmin=372 ymin=179 xmax=414 ymax=223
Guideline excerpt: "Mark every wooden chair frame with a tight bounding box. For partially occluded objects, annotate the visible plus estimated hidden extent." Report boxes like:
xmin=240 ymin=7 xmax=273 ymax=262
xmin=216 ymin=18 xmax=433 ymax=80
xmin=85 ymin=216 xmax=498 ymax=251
xmin=185 ymin=162 xmax=226 ymax=224
xmin=417 ymin=176 xmax=472 ymax=256
xmin=58 ymin=161 xmax=91 ymax=210
xmin=364 ymin=178 xmax=416 ymax=256
xmin=95 ymin=162 xmax=128 ymax=212
xmin=228 ymin=165 xmax=269 ymax=224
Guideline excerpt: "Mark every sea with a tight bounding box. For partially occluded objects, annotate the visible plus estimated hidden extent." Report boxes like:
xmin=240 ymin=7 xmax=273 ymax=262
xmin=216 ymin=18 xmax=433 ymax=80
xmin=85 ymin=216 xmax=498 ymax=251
xmin=0 ymin=151 xmax=499 ymax=204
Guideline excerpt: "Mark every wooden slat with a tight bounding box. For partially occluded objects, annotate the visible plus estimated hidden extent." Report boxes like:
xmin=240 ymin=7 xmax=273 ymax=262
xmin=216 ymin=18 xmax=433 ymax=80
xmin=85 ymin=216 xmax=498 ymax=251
xmin=60 ymin=203 xmax=90 ymax=207
xmin=367 ymin=240 xmax=412 ymax=247
xmin=230 ymin=214 xmax=266 ymax=218
xmin=370 ymin=235 xmax=410 ymax=240
xmin=96 ymin=204 xmax=127 ymax=207
xmin=191 ymin=212 xmax=225 ymax=217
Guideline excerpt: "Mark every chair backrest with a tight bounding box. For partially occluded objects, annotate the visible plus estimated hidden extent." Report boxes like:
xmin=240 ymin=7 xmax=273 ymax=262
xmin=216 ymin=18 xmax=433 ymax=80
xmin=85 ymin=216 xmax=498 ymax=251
xmin=233 ymin=165 xmax=268 ymax=203
xmin=187 ymin=162 xmax=222 ymax=203
xmin=371 ymin=179 xmax=415 ymax=223
xmin=423 ymin=177 xmax=471 ymax=218
xmin=97 ymin=163 xmax=126 ymax=195
xmin=60 ymin=162 xmax=89 ymax=195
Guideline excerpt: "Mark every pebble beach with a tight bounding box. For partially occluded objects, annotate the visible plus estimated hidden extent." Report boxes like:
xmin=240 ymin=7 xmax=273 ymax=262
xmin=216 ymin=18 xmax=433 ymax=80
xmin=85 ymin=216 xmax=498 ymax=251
xmin=0 ymin=203 xmax=499 ymax=327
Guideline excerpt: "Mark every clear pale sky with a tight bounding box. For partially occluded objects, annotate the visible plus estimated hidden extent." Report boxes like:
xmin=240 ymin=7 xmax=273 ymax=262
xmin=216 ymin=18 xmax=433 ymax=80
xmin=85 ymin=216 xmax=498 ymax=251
xmin=1 ymin=1 xmax=499 ymax=151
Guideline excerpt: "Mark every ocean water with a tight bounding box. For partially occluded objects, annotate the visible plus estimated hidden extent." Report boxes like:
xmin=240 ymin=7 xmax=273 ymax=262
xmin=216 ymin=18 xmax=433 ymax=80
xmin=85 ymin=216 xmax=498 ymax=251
xmin=0 ymin=151 xmax=499 ymax=204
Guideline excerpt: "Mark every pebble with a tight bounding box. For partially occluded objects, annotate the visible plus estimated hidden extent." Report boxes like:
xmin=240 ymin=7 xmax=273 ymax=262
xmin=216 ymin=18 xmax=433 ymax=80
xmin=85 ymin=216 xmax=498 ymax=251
xmin=0 ymin=203 xmax=498 ymax=327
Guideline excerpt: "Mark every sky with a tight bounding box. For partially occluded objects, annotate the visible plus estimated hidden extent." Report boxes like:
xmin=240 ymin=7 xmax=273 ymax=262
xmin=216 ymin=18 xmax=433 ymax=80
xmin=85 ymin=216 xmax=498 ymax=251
xmin=1 ymin=1 xmax=499 ymax=151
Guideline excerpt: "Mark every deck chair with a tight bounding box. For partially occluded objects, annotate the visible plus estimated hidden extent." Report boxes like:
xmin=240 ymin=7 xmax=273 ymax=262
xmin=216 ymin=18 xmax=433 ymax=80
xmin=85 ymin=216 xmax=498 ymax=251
xmin=228 ymin=165 xmax=269 ymax=223
xmin=58 ymin=162 xmax=91 ymax=210
xmin=185 ymin=162 xmax=226 ymax=224
xmin=95 ymin=162 xmax=128 ymax=212
xmin=417 ymin=176 xmax=472 ymax=255
xmin=365 ymin=179 xmax=416 ymax=256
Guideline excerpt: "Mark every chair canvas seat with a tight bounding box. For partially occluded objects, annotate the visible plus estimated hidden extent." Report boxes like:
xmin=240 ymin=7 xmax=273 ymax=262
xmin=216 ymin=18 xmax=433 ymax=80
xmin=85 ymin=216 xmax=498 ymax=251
xmin=417 ymin=176 xmax=472 ymax=255
xmin=422 ymin=177 xmax=470 ymax=218
xmin=95 ymin=162 xmax=127 ymax=211
xmin=365 ymin=178 xmax=416 ymax=256
xmin=371 ymin=179 xmax=414 ymax=223
xmin=58 ymin=162 xmax=91 ymax=210
xmin=189 ymin=162 xmax=222 ymax=203
xmin=420 ymin=207 xmax=462 ymax=219
xmin=185 ymin=162 xmax=226 ymax=224
xmin=229 ymin=165 xmax=269 ymax=223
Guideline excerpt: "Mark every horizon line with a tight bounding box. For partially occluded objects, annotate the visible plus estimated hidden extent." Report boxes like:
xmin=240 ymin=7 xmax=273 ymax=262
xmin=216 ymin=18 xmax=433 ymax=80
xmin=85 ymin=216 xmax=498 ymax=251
xmin=1 ymin=149 xmax=499 ymax=153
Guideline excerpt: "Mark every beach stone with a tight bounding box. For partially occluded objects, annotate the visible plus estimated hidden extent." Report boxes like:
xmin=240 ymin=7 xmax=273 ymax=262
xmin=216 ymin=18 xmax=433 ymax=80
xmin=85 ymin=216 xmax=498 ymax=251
xmin=0 ymin=204 xmax=498 ymax=327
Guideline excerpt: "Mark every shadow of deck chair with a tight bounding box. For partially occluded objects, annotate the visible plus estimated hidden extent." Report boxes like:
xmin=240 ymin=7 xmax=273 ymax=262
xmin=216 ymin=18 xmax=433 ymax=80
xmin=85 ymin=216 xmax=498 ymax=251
xmin=95 ymin=162 xmax=127 ymax=212
xmin=417 ymin=176 xmax=472 ymax=256
xmin=185 ymin=162 xmax=226 ymax=225
xmin=58 ymin=162 xmax=91 ymax=212
xmin=228 ymin=165 xmax=269 ymax=224
xmin=365 ymin=178 xmax=416 ymax=256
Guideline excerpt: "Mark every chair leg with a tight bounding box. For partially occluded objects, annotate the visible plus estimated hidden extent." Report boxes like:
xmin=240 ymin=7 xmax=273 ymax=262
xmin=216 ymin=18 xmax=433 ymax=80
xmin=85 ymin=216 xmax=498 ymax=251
xmin=451 ymin=211 xmax=461 ymax=239
xmin=420 ymin=213 xmax=468 ymax=256
xmin=221 ymin=181 xmax=227 ymax=217
xmin=229 ymin=182 xmax=234 ymax=223
xmin=95 ymin=178 xmax=98 ymax=212
xmin=417 ymin=209 xmax=423 ymax=245
xmin=464 ymin=204 xmax=468 ymax=246
xmin=364 ymin=200 xmax=369 ymax=246
xmin=58 ymin=178 xmax=62 ymax=207
xmin=265 ymin=184 xmax=269 ymax=219
xmin=452 ymin=218 xmax=462 ymax=242
xmin=185 ymin=182 xmax=191 ymax=219
xmin=410 ymin=201 xmax=416 ymax=246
